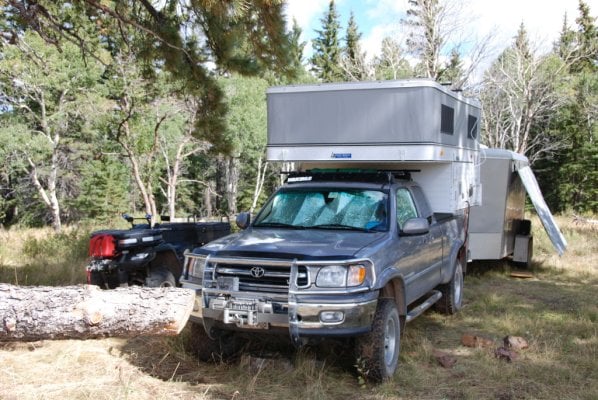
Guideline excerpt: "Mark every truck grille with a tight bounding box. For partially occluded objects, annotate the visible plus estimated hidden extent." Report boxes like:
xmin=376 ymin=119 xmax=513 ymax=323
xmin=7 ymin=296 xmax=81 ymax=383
xmin=213 ymin=264 xmax=308 ymax=294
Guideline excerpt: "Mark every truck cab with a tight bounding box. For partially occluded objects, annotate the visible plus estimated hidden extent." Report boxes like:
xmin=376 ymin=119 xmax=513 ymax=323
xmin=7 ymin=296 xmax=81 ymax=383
xmin=181 ymin=170 xmax=466 ymax=381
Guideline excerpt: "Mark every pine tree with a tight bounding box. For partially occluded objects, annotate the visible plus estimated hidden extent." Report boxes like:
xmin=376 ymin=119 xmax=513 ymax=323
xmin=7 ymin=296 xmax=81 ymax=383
xmin=341 ymin=11 xmax=370 ymax=81
xmin=344 ymin=12 xmax=361 ymax=63
xmin=439 ymin=49 xmax=465 ymax=89
xmin=403 ymin=0 xmax=445 ymax=79
xmin=572 ymin=0 xmax=598 ymax=73
xmin=310 ymin=0 xmax=343 ymax=82
xmin=555 ymin=14 xmax=576 ymax=61
xmin=539 ymin=0 xmax=598 ymax=213
xmin=514 ymin=23 xmax=533 ymax=62
xmin=287 ymin=19 xmax=311 ymax=82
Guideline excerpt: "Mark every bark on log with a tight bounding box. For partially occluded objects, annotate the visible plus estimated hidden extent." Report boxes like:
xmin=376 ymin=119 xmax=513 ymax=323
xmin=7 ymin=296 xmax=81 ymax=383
xmin=0 ymin=284 xmax=195 ymax=342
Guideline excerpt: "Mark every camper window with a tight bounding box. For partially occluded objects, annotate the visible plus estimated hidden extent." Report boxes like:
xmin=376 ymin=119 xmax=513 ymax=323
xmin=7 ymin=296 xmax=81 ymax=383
xmin=441 ymin=104 xmax=454 ymax=135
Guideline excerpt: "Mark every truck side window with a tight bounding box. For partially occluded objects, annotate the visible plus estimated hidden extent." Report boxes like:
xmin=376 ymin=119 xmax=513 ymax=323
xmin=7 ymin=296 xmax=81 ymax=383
xmin=396 ymin=188 xmax=418 ymax=230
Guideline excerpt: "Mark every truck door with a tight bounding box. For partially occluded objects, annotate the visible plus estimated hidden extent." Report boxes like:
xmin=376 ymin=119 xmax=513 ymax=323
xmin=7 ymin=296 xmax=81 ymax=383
xmin=395 ymin=188 xmax=440 ymax=304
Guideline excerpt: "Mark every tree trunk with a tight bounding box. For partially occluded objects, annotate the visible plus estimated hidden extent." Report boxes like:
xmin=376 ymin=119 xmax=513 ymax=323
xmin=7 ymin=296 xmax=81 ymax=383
xmin=250 ymin=156 xmax=268 ymax=214
xmin=0 ymin=284 xmax=195 ymax=342
xmin=226 ymin=156 xmax=240 ymax=215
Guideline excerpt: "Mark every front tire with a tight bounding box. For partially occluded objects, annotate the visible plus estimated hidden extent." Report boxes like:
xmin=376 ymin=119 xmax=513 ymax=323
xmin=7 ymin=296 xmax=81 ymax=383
xmin=145 ymin=266 xmax=176 ymax=287
xmin=355 ymin=299 xmax=401 ymax=382
xmin=435 ymin=258 xmax=464 ymax=314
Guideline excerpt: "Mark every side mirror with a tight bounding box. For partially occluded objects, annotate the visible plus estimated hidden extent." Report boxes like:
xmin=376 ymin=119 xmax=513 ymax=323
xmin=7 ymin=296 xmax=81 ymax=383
xmin=236 ymin=212 xmax=251 ymax=230
xmin=401 ymin=217 xmax=429 ymax=236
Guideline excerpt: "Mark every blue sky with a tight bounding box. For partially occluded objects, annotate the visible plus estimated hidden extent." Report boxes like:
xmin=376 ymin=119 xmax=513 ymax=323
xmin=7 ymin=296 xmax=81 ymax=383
xmin=285 ymin=0 xmax=597 ymax=67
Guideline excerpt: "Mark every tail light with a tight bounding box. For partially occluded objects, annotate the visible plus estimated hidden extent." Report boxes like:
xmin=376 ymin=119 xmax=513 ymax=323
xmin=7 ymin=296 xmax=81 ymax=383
xmin=89 ymin=234 xmax=117 ymax=258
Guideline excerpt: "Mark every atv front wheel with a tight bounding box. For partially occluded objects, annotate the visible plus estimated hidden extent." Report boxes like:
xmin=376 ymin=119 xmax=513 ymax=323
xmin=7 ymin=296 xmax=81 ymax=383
xmin=145 ymin=266 xmax=176 ymax=287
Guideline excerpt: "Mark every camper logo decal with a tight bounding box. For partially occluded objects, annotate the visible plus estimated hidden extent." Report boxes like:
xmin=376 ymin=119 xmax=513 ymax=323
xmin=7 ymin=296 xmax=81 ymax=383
xmin=331 ymin=152 xmax=352 ymax=159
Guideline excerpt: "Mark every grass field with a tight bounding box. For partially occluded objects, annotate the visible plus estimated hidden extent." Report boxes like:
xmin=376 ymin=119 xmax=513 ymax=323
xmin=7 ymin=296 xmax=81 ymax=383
xmin=0 ymin=216 xmax=596 ymax=400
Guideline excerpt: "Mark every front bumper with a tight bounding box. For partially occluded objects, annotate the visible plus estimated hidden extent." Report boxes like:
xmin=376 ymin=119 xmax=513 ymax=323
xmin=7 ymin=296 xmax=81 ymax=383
xmin=182 ymin=280 xmax=378 ymax=343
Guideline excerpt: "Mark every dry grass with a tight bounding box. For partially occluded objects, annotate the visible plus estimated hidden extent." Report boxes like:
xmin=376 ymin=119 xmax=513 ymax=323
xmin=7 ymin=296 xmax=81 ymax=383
xmin=0 ymin=226 xmax=90 ymax=286
xmin=0 ymin=215 xmax=596 ymax=399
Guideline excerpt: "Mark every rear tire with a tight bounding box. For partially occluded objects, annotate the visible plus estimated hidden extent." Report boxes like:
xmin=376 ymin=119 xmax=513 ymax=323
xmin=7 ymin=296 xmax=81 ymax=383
xmin=434 ymin=258 xmax=464 ymax=314
xmin=145 ymin=266 xmax=176 ymax=287
xmin=186 ymin=322 xmax=241 ymax=362
xmin=355 ymin=299 xmax=401 ymax=382
xmin=87 ymin=270 xmax=104 ymax=287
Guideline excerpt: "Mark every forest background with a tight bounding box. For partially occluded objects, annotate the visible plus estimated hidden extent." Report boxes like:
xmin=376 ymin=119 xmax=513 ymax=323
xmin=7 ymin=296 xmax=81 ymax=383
xmin=0 ymin=0 xmax=596 ymax=233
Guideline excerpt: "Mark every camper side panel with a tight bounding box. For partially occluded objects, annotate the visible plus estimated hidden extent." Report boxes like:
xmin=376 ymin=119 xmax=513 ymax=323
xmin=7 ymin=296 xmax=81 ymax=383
xmin=267 ymin=85 xmax=479 ymax=150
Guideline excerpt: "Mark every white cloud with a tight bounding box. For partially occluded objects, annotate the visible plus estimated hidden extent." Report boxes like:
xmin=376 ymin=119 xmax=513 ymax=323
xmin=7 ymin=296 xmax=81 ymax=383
xmin=284 ymin=0 xmax=329 ymax=31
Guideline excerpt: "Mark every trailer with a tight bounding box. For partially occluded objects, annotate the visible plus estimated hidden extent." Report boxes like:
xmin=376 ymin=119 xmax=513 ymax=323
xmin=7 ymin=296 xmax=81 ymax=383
xmin=265 ymin=79 xmax=566 ymax=264
xmin=469 ymin=148 xmax=567 ymax=266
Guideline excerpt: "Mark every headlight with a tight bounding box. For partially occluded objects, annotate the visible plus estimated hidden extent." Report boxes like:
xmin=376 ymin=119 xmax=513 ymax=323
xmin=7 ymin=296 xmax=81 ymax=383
xmin=316 ymin=265 xmax=346 ymax=287
xmin=184 ymin=254 xmax=206 ymax=281
xmin=316 ymin=264 xmax=367 ymax=287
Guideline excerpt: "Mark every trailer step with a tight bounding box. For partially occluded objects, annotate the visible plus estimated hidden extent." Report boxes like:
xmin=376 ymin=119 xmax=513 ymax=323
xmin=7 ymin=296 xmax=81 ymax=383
xmin=406 ymin=290 xmax=442 ymax=322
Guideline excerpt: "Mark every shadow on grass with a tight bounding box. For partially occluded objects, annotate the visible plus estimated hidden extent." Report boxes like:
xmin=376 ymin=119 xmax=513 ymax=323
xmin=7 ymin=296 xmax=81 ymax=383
xmin=118 ymin=330 xmax=361 ymax=399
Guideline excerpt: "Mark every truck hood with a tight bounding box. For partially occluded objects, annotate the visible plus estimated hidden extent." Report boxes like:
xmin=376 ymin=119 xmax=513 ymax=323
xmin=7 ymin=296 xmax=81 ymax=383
xmin=200 ymin=228 xmax=387 ymax=260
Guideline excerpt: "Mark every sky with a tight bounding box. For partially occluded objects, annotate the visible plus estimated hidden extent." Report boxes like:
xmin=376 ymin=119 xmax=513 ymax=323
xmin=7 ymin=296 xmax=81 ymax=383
xmin=284 ymin=0 xmax=597 ymax=73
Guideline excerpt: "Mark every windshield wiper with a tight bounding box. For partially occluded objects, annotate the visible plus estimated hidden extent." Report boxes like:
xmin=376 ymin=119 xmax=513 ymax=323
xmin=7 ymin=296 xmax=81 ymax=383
xmin=310 ymin=223 xmax=369 ymax=232
xmin=254 ymin=222 xmax=305 ymax=229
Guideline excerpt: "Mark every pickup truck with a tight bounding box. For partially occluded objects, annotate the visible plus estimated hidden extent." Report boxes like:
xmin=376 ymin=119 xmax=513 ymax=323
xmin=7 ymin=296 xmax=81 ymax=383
xmin=181 ymin=170 xmax=467 ymax=381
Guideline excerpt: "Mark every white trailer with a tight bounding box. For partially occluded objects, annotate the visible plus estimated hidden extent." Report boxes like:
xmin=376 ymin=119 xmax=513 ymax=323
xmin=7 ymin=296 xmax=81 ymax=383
xmin=469 ymin=148 xmax=567 ymax=265
xmin=265 ymin=79 xmax=566 ymax=263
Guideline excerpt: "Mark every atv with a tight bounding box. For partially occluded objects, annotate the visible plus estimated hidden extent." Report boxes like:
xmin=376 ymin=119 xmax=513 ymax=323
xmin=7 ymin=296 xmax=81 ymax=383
xmin=87 ymin=214 xmax=230 ymax=288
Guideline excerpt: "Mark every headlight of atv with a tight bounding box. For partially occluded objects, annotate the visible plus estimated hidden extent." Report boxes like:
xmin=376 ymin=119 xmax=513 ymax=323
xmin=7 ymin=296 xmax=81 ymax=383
xmin=316 ymin=264 xmax=366 ymax=287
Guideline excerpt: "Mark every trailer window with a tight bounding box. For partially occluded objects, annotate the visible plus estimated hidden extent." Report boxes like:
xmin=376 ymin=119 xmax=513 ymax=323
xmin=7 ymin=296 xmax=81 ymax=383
xmin=441 ymin=104 xmax=454 ymax=135
xmin=396 ymin=188 xmax=418 ymax=229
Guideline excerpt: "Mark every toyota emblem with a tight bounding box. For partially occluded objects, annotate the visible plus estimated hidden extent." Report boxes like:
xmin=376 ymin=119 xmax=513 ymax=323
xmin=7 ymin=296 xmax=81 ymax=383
xmin=250 ymin=266 xmax=265 ymax=278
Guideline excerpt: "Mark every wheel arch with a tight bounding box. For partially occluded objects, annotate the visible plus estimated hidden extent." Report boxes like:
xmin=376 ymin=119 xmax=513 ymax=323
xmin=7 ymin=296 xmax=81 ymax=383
xmin=442 ymin=239 xmax=467 ymax=283
xmin=378 ymin=277 xmax=407 ymax=317
xmin=150 ymin=249 xmax=183 ymax=281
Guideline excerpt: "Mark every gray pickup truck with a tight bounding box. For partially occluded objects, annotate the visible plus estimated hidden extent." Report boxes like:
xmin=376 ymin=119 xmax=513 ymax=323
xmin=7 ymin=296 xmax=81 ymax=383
xmin=181 ymin=170 xmax=467 ymax=381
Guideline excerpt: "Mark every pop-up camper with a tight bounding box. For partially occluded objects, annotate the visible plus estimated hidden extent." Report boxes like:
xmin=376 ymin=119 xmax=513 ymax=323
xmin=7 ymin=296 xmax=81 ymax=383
xmin=265 ymin=79 xmax=566 ymax=263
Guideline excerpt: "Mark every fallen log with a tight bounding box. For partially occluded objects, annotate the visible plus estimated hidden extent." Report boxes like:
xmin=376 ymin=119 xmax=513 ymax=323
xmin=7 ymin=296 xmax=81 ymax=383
xmin=0 ymin=284 xmax=195 ymax=342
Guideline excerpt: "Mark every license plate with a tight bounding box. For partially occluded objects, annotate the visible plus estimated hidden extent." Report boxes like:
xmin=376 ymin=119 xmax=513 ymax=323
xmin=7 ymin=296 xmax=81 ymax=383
xmin=227 ymin=300 xmax=257 ymax=311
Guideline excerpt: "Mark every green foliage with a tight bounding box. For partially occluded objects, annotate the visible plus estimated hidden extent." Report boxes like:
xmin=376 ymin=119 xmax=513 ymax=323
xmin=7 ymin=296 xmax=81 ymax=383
xmin=74 ymin=158 xmax=131 ymax=222
xmin=536 ymin=1 xmax=598 ymax=213
xmin=22 ymin=229 xmax=88 ymax=262
xmin=310 ymin=0 xmax=344 ymax=82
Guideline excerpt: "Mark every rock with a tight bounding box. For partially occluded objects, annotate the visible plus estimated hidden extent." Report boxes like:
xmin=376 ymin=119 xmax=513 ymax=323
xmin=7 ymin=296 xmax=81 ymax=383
xmin=461 ymin=334 xmax=494 ymax=348
xmin=494 ymin=346 xmax=518 ymax=362
xmin=503 ymin=335 xmax=529 ymax=350
xmin=433 ymin=349 xmax=457 ymax=368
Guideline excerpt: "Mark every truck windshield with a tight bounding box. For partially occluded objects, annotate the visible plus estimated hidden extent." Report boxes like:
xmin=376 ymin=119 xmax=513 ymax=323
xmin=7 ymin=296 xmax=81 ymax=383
xmin=254 ymin=189 xmax=389 ymax=231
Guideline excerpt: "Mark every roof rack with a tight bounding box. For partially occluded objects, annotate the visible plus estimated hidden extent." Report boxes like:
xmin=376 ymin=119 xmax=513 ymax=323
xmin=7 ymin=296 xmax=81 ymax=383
xmin=284 ymin=169 xmax=418 ymax=184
